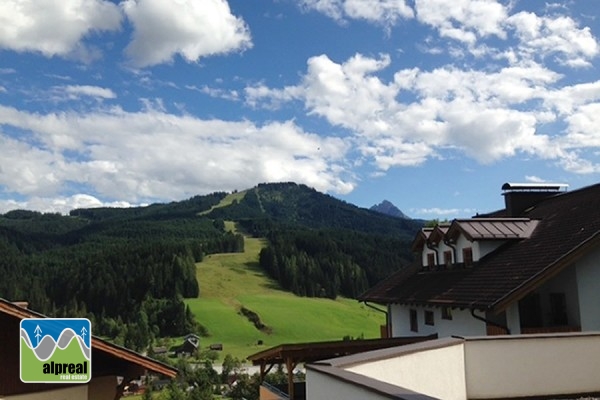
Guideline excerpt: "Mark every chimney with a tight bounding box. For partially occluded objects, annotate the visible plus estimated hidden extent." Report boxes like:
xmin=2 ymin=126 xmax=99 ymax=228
xmin=502 ymin=182 xmax=568 ymax=216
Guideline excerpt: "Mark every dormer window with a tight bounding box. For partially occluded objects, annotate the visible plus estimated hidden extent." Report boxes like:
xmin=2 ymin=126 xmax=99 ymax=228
xmin=463 ymin=247 xmax=473 ymax=267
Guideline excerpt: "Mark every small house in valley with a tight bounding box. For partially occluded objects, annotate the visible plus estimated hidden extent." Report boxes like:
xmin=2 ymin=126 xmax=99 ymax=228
xmin=174 ymin=333 xmax=200 ymax=357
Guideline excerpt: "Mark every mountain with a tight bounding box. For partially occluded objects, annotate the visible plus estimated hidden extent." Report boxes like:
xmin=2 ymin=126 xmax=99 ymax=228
xmin=204 ymin=182 xmax=422 ymax=239
xmin=370 ymin=200 xmax=409 ymax=219
xmin=0 ymin=182 xmax=423 ymax=348
xmin=195 ymin=183 xmax=423 ymax=298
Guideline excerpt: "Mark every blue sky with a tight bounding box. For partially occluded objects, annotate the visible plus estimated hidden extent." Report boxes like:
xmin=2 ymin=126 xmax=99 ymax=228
xmin=0 ymin=0 xmax=599 ymax=219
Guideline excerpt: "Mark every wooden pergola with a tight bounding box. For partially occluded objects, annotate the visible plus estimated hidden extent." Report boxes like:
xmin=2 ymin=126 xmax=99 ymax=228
xmin=247 ymin=334 xmax=437 ymax=399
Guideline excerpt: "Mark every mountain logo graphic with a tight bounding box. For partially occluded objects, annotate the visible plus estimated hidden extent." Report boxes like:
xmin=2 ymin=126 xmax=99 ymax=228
xmin=20 ymin=318 xmax=91 ymax=383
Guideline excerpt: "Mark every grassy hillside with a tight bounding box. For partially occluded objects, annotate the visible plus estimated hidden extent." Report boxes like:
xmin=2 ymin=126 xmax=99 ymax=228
xmin=198 ymin=191 xmax=248 ymax=216
xmin=185 ymin=224 xmax=385 ymax=361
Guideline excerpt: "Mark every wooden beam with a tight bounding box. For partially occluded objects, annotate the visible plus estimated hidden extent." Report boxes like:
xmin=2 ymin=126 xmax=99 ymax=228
xmin=286 ymin=357 xmax=295 ymax=400
xmin=258 ymin=361 xmax=275 ymax=382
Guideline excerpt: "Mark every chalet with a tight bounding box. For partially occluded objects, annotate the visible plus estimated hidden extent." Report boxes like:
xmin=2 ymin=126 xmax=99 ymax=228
xmin=174 ymin=334 xmax=199 ymax=357
xmin=0 ymin=299 xmax=177 ymax=400
xmin=359 ymin=182 xmax=600 ymax=337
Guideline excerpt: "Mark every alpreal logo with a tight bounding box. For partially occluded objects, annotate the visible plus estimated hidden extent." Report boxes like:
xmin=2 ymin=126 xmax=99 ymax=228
xmin=20 ymin=318 xmax=91 ymax=383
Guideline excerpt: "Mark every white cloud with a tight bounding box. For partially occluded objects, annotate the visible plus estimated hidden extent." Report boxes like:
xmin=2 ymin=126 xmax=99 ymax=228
xmin=507 ymin=12 xmax=599 ymax=67
xmin=122 ymin=0 xmax=252 ymax=68
xmin=58 ymin=85 xmax=117 ymax=100
xmin=0 ymin=0 xmax=122 ymax=60
xmin=544 ymin=81 xmax=600 ymax=115
xmin=245 ymin=52 xmax=600 ymax=173
xmin=186 ymin=85 xmax=240 ymax=102
xmin=0 ymin=194 xmax=133 ymax=215
xmin=415 ymin=0 xmax=508 ymax=45
xmin=299 ymin=0 xmax=414 ymax=26
xmin=564 ymin=103 xmax=600 ymax=148
xmin=0 ymin=105 xmax=353 ymax=205
xmin=411 ymin=207 xmax=476 ymax=216
xmin=65 ymin=85 xmax=116 ymax=99
xmin=525 ymin=175 xmax=546 ymax=183
xmin=412 ymin=1 xmax=599 ymax=67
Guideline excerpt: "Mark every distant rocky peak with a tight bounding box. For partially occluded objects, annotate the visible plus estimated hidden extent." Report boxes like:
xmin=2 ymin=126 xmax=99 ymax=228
xmin=370 ymin=200 xmax=409 ymax=219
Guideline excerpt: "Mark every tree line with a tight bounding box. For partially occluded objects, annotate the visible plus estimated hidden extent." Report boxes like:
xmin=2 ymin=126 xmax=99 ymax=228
xmin=0 ymin=208 xmax=244 ymax=351
xmin=258 ymin=228 xmax=413 ymax=299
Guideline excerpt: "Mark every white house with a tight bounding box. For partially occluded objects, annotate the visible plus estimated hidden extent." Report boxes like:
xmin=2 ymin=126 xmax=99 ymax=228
xmin=360 ymin=182 xmax=600 ymax=338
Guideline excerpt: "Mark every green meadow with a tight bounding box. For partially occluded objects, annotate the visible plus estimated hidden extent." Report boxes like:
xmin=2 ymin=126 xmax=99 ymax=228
xmin=185 ymin=224 xmax=384 ymax=362
xmin=198 ymin=191 xmax=248 ymax=216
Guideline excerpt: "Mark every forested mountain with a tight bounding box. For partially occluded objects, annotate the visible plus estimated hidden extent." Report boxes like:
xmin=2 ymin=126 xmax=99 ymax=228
xmin=204 ymin=183 xmax=422 ymax=298
xmin=0 ymin=197 xmax=243 ymax=350
xmin=0 ymin=182 xmax=422 ymax=350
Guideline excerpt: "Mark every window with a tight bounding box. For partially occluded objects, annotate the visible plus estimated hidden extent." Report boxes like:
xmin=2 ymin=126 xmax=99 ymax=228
xmin=519 ymin=293 xmax=542 ymax=328
xmin=550 ymin=293 xmax=568 ymax=325
xmin=462 ymin=247 xmax=473 ymax=267
xmin=442 ymin=307 xmax=453 ymax=320
xmin=410 ymin=309 xmax=418 ymax=332
xmin=427 ymin=253 xmax=435 ymax=268
xmin=425 ymin=310 xmax=434 ymax=326
xmin=444 ymin=250 xmax=452 ymax=268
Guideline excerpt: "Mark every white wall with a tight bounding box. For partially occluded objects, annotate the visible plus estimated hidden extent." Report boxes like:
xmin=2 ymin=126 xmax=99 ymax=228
xmin=390 ymin=304 xmax=486 ymax=338
xmin=346 ymin=343 xmax=467 ymax=400
xmin=306 ymin=369 xmax=392 ymax=400
xmin=455 ymin=236 xmax=475 ymax=262
xmin=478 ymin=241 xmax=506 ymax=259
xmin=464 ymin=334 xmax=600 ymax=399
xmin=576 ymin=246 xmax=600 ymax=331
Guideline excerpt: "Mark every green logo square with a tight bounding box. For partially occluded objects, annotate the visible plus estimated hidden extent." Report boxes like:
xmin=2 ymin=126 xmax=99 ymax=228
xmin=20 ymin=318 xmax=91 ymax=383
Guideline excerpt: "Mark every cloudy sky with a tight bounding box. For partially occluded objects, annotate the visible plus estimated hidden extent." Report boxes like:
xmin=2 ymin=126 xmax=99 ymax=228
xmin=0 ymin=0 xmax=599 ymax=218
